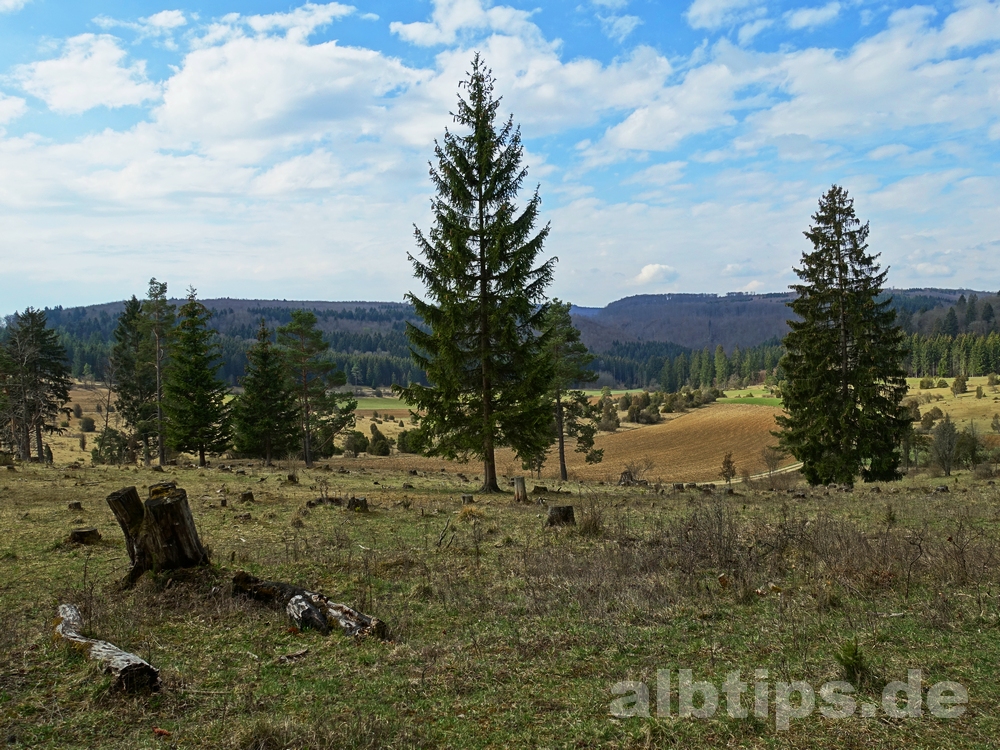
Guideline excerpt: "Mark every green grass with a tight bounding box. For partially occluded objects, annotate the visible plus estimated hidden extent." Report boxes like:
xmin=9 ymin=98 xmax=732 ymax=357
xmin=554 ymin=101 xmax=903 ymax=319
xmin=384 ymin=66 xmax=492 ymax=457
xmin=351 ymin=396 xmax=406 ymax=411
xmin=2 ymin=461 xmax=1000 ymax=748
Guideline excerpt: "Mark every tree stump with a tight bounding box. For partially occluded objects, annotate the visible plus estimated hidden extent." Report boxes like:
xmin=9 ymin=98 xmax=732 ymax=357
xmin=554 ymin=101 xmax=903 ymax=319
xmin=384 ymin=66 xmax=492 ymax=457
xmin=531 ymin=485 xmax=548 ymax=495
xmin=347 ymin=497 xmax=368 ymax=512
xmin=545 ymin=505 xmax=576 ymax=527
xmin=54 ymin=603 xmax=159 ymax=692
xmin=461 ymin=494 xmax=475 ymax=504
xmin=106 ymin=483 xmax=210 ymax=585
xmin=513 ymin=477 xmax=528 ymax=504
xmin=232 ymin=572 xmax=386 ymax=639
xmin=69 ymin=527 xmax=101 ymax=545
xmin=240 ymin=491 xmax=254 ymax=503
xmin=68 ymin=501 xmax=83 ymax=511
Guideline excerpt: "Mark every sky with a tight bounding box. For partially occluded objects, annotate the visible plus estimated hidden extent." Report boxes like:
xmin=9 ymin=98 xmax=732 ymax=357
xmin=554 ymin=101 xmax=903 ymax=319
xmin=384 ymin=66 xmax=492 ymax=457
xmin=1 ymin=0 xmax=999 ymax=314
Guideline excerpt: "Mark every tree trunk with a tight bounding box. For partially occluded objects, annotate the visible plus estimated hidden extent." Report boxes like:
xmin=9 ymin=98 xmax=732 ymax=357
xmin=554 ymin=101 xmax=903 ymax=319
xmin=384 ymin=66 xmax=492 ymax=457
xmin=106 ymin=483 xmax=210 ymax=585
xmin=232 ymin=572 xmax=386 ymax=639
xmin=35 ymin=422 xmax=44 ymax=463
xmin=55 ymin=603 xmax=159 ymax=691
xmin=513 ymin=476 xmax=528 ymax=503
xmin=555 ymin=389 xmax=567 ymax=481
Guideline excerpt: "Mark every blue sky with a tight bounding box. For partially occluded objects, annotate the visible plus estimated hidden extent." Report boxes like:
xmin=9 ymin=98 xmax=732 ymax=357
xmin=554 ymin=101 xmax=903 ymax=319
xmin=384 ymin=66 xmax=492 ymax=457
xmin=1 ymin=0 xmax=999 ymax=314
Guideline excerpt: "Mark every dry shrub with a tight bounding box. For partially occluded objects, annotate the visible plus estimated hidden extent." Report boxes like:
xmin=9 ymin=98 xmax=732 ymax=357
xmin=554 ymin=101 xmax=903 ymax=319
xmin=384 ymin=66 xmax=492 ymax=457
xmin=578 ymin=502 xmax=604 ymax=537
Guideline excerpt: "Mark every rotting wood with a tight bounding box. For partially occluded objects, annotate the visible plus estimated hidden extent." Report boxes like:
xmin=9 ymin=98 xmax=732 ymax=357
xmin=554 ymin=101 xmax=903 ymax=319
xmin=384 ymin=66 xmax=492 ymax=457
xmin=232 ymin=571 xmax=387 ymax=639
xmin=68 ymin=527 xmax=101 ymax=545
xmin=106 ymin=483 xmax=210 ymax=585
xmin=54 ymin=603 xmax=159 ymax=692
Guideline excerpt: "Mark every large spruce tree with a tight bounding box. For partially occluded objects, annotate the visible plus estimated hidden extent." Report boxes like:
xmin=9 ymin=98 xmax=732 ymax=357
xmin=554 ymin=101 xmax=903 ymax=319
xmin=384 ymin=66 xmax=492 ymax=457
xmin=233 ymin=320 xmax=299 ymax=465
xmin=143 ymin=278 xmax=175 ymax=465
xmin=776 ymin=185 xmax=909 ymax=485
xmin=111 ymin=296 xmax=158 ymax=464
xmin=163 ymin=289 xmax=231 ymax=466
xmin=396 ymin=55 xmax=556 ymax=492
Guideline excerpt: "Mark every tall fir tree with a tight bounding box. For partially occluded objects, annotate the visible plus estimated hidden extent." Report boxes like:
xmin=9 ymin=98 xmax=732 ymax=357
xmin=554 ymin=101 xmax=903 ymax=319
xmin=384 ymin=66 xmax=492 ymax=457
xmin=0 ymin=308 xmax=72 ymax=461
xmin=276 ymin=310 xmax=354 ymax=467
xmin=233 ymin=321 xmax=299 ymax=465
xmin=163 ymin=289 xmax=231 ymax=466
xmin=775 ymin=185 xmax=909 ymax=485
xmin=396 ymin=55 xmax=556 ymax=492
xmin=542 ymin=300 xmax=602 ymax=481
xmin=111 ymin=296 xmax=158 ymax=464
xmin=142 ymin=278 xmax=175 ymax=465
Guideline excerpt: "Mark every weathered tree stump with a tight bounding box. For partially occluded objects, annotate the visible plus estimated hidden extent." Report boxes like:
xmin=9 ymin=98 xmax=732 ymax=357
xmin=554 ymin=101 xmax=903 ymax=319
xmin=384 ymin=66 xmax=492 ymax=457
xmin=347 ymin=497 xmax=368 ymax=512
xmin=240 ymin=491 xmax=254 ymax=503
xmin=69 ymin=527 xmax=101 ymax=545
xmin=461 ymin=494 xmax=475 ymax=505
xmin=532 ymin=485 xmax=549 ymax=495
xmin=106 ymin=482 xmax=210 ymax=585
xmin=54 ymin=603 xmax=159 ymax=692
xmin=232 ymin=572 xmax=386 ymax=639
xmin=68 ymin=501 xmax=83 ymax=511
xmin=513 ymin=476 xmax=528 ymax=504
xmin=545 ymin=505 xmax=576 ymax=527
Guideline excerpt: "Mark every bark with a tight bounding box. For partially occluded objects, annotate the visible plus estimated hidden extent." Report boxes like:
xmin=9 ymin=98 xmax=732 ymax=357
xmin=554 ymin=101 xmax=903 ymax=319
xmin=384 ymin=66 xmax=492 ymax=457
xmin=555 ymin=388 xmax=567 ymax=482
xmin=513 ymin=476 xmax=528 ymax=504
xmin=106 ymin=483 xmax=210 ymax=585
xmin=69 ymin=528 xmax=101 ymax=545
xmin=54 ymin=603 xmax=159 ymax=692
xmin=232 ymin=572 xmax=387 ymax=639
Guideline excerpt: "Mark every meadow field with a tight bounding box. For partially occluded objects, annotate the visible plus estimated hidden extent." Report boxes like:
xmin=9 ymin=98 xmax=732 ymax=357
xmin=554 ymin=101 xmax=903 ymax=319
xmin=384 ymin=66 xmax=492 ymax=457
xmin=2 ymin=456 xmax=1000 ymax=748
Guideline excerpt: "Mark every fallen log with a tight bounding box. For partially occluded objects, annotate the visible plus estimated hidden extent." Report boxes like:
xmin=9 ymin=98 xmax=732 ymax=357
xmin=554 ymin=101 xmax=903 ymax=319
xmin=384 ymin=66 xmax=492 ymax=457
xmin=232 ymin=571 xmax=387 ymax=639
xmin=54 ymin=603 xmax=159 ymax=692
xmin=106 ymin=482 xmax=210 ymax=585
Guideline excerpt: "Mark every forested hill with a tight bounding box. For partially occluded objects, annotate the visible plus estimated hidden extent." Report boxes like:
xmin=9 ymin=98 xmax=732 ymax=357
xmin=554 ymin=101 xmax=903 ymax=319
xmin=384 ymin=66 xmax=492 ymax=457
xmin=22 ymin=287 xmax=1000 ymax=390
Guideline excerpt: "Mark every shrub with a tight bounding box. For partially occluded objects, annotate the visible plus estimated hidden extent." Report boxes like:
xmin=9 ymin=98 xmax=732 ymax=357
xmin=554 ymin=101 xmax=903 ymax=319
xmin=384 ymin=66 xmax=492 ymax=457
xmin=919 ymin=377 xmax=934 ymax=389
xmin=368 ymin=424 xmax=391 ymax=456
xmin=936 ymin=379 xmax=949 ymax=388
xmin=951 ymin=375 xmax=968 ymax=396
xmin=72 ymin=404 xmax=83 ymax=419
xmin=80 ymin=416 xmax=96 ymax=433
xmin=397 ymin=428 xmax=430 ymax=455
xmin=976 ymin=385 xmax=984 ymax=399
xmin=617 ymin=394 xmax=632 ymax=411
xmin=988 ymin=373 xmax=998 ymax=387
xmin=343 ymin=431 xmax=370 ymax=455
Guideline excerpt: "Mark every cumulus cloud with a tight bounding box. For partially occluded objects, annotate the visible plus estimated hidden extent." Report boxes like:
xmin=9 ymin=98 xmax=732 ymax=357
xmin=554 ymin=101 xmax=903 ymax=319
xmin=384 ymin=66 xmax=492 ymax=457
xmin=912 ymin=262 xmax=953 ymax=277
xmin=0 ymin=92 xmax=27 ymax=123
xmin=13 ymin=34 xmax=161 ymax=114
xmin=0 ymin=0 xmax=30 ymax=13
xmin=599 ymin=14 xmax=643 ymax=42
xmin=785 ymin=2 xmax=841 ymax=30
xmin=632 ymin=263 xmax=679 ymax=285
xmin=390 ymin=0 xmax=538 ymax=47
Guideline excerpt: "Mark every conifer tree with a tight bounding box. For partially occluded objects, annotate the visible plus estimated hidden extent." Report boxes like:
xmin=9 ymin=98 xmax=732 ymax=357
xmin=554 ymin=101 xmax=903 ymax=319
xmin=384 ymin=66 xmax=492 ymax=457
xmin=396 ymin=55 xmax=556 ymax=492
xmin=775 ymin=185 xmax=909 ymax=485
xmin=542 ymin=300 xmax=602 ymax=481
xmin=111 ymin=296 xmax=158 ymax=464
xmin=163 ymin=289 xmax=231 ymax=466
xmin=277 ymin=310 xmax=354 ymax=467
xmin=143 ymin=279 xmax=175 ymax=465
xmin=233 ymin=321 xmax=299 ymax=465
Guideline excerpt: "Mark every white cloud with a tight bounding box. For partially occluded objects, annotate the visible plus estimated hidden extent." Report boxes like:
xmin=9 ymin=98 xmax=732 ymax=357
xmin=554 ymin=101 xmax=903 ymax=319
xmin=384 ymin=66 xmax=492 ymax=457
xmin=632 ymin=263 xmax=679 ymax=285
xmin=14 ymin=34 xmax=161 ymax=114
xmin=868 ymin=144 xmax=910 ymax=160
xmin=390 ymin=0 xmax=538 ymax=47
xmin=0 ymin=92 xmax=27 ymax=124
xmin=246 ymin=3 xmax=354 ymax=39
xmin=785 ymin=2 xmax=841 ymax=31
xmin=142 ymin=10 xmax=188 ymax=30
xmin=738 ymin=19 xmax=772 ymax=45
xmin=600 ymin=14 xmax=643 ymax=42
xmin=685 ymin=0 xmax=765 ymax=30
xmin=913 ymin=262 xmax=953 ymax=277
xmin=0 ymin=0 xmax=30 ymax=13
xmin=626 ymin=161 xmax=686 ymax=185
xmin=721 ymin=261 xmax=760 ymax=276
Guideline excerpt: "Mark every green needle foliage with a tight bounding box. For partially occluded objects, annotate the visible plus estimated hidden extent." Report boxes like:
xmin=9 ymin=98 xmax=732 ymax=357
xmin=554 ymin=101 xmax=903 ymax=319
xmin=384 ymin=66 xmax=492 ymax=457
xmin=0 ymin=307 xmax=72 ymax=461
xmin=397 ymin=55 xmax=556 ymax=492
xmin=776 ymin=185 xmax=909 ymax=485
xmin=233 ymin=320 xmax=299 ymax=465
xmin=163 ymin=288 xmax=231 ymax=467
xmin=276 ymin=309 xmax=355 ymax=467
xmin=110 ymin=295 xmax=159 ymax=465
xmin=542 ymin=300 xmax=602 ymax=481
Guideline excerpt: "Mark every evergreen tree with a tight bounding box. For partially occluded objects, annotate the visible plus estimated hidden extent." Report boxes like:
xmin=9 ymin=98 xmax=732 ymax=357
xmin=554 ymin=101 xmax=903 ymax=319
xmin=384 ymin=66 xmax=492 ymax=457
xmin=143 ymin=279 xmax=175 ymax=465
xmin=541 ymin=300 xmax=602 ymax=481
xmin=714 ymin=344 xmax=729 ymax=386
xmin=111 ymin=296 xmax=158 ymax=464
xmin=775 ymin=185 xmax=909 ymax=485
xmin=396 ymin=55 xmax=556 ymax=492
xmin=163 ymin=289 xmax=231 ymax=466
xmin=277 ymin=310 xmax=355 ymax=467
xmin=233 ymin=321 xmax=299 ymax=465
xmin=0 ymin=308 xmax=72 ymax=460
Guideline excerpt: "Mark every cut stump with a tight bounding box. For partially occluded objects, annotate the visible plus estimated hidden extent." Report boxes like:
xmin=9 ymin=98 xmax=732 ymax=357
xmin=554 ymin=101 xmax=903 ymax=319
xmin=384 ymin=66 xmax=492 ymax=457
xmin=69 ymin=527 xmax=101 ymax=545
xmin=232 ymin=572 xmax=387 ymax=639
xmin=54 ymin=603 xmax=159 ymax=692
xmin=106 ymin=482 xmax=210 ymax=585
xmin=513 ymin=477 xmax=528 ymax=504
xmin=545 ymin=505 xmax=576 ymax=527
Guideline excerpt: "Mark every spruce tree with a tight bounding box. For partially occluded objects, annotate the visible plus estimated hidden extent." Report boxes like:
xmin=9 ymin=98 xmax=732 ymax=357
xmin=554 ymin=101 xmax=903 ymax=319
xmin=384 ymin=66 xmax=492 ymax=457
xmin=111 ymin=296 xmax=158 ymax=464
xmin=542 ymin=300 xmax=602 ymax=481
xmin=776 ymin=185 xmax=909 ymax=485
xmin=143 ymin=279 xmax=175 ymax=465
xmin=233 ymin=320 xmax=299 ymax=465
xmin=396 ymin=55 xmax=556 ymax=492
xmin=163 ymin=289 xmax=231 ymax=466
xmin=276 ymin=310 xmax=354 ymax=467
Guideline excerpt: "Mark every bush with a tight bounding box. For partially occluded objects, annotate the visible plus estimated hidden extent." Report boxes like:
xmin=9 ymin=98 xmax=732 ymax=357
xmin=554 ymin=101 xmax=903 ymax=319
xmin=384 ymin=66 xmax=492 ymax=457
xmin=936 ymin=379 xmax=948 ymax=388
xmin=343 ymin=431 xmax=370 ymax=455
xmin=951 ymin=375 xmax=968 ymax=396
xmin=80 ymin=416 xmax=96 ymax=433
xmin=72 ymin=404 xmax=83 ymax=419
xmin=397 ymin=428 xmax=430 ymax=455
xmin=617 ymin=394 xmax=631 ymax=411
xmin=988 ymin=373 xmax=998 ymax=387
xmin=919 ymin=377 xmax=934 ymax=389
